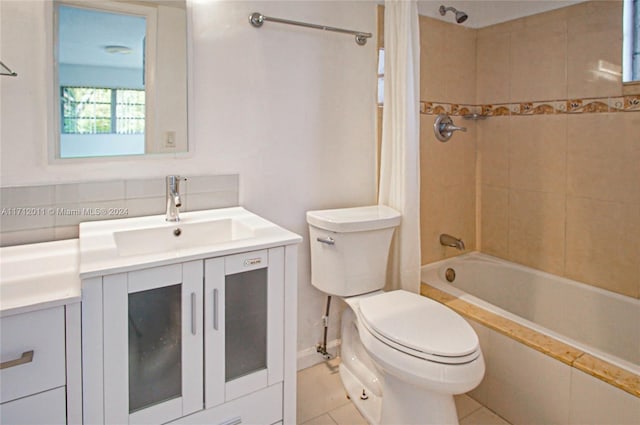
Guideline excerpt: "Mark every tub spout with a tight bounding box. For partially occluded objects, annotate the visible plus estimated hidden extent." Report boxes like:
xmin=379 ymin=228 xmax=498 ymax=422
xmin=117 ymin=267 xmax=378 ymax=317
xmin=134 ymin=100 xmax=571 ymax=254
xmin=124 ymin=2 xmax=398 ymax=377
xmin=440 ymin=233 xmax=465 ymax=251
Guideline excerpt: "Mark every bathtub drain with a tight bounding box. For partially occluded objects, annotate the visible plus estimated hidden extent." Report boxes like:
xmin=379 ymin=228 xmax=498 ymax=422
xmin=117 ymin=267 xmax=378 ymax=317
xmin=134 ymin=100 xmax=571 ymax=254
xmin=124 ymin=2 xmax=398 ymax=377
xmin=445 ymin=268 xmax=456 ymax=282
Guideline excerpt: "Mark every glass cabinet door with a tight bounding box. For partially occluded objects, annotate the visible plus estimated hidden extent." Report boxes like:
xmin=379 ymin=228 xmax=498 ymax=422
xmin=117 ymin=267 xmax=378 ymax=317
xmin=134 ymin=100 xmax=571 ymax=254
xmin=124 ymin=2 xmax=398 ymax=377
xmin=102 ymin=261 xmax=203 ymax=425
xmin=205 ymin=248 xmax=284 ymax=408
xmin=225 ymin=268 xmax=268 ymax=381
xmin=128 ymin=284 xmax=182 ymax=412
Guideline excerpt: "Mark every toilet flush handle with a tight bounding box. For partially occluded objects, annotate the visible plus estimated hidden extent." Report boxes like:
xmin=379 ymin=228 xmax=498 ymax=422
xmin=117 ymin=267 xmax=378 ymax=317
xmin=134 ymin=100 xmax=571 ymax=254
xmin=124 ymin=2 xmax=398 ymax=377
xmin=317 ymin=236 xmax=335 ymax=245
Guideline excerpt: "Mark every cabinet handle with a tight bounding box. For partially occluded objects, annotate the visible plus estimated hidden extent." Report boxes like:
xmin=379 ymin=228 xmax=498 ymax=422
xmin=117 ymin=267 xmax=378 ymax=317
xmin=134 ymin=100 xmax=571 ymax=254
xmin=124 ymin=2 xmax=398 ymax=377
xmin=0 ymin=350 xmax=34 ymax=370
xmin=218 ymin=417 xmax=241 ymax=425
xmin=213 ymin=288 xmax=219 ymax=330
xmin=191 ymin=292 xmax=197 ymax=335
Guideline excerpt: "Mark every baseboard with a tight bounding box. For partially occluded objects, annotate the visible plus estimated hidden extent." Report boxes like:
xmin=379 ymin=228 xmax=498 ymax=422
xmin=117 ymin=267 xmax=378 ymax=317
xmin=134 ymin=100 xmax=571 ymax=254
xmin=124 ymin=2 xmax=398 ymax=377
xmin=297 ymin=339 xmax=341 ymax=371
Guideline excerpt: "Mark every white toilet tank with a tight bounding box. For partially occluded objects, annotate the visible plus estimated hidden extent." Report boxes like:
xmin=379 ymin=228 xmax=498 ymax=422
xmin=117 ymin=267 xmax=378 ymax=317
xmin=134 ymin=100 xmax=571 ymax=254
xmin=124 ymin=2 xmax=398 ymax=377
xmin=306 ymin=205 xmax=401 ymax=297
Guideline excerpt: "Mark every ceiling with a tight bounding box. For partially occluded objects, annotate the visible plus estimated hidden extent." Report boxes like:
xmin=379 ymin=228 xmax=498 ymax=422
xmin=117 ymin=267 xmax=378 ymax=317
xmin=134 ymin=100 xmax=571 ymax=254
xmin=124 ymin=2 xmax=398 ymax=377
xmin=417 ymin=0 xmax=587 ymax=28
xmin=58 ymin=5 xmax=146 ymax=68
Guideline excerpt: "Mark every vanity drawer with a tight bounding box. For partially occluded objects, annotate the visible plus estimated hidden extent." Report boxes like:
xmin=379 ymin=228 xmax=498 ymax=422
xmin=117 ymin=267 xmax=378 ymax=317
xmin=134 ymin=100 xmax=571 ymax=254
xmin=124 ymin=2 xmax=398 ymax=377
xmin=0 ymin=386 xmax=66 ymax=425
xmin=0 ymin=306 xmax=66 ymax=403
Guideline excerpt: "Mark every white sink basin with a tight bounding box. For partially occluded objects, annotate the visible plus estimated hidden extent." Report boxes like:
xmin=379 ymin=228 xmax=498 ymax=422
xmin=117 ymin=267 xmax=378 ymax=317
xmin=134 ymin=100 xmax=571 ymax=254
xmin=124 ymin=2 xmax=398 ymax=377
xmin=114 ymin=218 xmax=255 ymax=257
xmin=79 ymin=207 xmax=302 ymax=278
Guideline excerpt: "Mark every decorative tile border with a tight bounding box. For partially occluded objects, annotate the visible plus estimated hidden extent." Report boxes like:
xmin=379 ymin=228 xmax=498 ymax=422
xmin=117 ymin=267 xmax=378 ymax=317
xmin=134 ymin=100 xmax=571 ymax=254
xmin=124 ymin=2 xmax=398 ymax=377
xmin=419 ymin=95 xmax=640 ymax=116
xmin=420 ymin=102 xmax=479 ymax=116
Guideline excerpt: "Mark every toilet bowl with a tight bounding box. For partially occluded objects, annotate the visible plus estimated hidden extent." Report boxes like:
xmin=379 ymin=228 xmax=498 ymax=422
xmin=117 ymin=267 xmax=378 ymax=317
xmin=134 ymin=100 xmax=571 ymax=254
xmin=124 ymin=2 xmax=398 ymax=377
xmin=307 ymin=206 xmax=485 ymax=424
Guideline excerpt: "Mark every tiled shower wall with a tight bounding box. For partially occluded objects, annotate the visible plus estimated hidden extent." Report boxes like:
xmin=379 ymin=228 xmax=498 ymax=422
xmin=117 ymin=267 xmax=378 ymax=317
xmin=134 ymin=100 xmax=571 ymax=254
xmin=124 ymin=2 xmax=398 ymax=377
xmin=419 ymin=1 xmax=640 ymax=299
xmin=419 ymin=15 xmax=478 ymax=264
xmin=476 ymin=1 xmax=640 ymax=299
xmin=0 ymin=174 xmax=238 ymax=247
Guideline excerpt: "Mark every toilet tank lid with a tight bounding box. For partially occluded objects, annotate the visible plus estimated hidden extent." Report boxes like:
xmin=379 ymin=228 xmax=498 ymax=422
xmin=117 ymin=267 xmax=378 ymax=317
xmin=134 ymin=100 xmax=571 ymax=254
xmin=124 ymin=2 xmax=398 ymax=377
xmin=306 ymin=205 xmax=401 ymax=233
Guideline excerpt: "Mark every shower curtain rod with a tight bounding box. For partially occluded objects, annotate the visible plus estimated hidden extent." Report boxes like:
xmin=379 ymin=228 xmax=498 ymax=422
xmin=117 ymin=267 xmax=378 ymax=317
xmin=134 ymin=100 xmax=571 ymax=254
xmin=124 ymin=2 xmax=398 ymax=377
xmin=248 ymin=12 xmax=372 ymax=46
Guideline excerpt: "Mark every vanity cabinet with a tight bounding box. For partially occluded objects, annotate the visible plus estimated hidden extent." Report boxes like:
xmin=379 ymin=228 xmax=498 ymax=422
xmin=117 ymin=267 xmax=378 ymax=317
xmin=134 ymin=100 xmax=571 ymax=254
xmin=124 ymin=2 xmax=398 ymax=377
xmin=83 ymin=246 xmax=294 ymax=425
xmin=0 ymin=304 xmax=82 ymax=425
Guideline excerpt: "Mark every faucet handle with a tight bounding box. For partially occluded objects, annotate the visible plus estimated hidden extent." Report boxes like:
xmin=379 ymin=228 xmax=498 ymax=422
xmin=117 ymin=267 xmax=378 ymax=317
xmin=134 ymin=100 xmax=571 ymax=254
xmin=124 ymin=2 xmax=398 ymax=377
xmin=166 ymin=175 xmax=187 ymax=186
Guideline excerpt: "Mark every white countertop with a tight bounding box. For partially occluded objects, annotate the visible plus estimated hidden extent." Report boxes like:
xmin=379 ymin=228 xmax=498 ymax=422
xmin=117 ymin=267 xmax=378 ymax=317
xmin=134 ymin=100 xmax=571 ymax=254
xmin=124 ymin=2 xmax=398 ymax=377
xmin=0 ymin=208 xmax=302 ymax=315
xmin=0 ymin=239 xmax=81 ymax=317
xmin=79 ymin=207 xmax=302 ymax=278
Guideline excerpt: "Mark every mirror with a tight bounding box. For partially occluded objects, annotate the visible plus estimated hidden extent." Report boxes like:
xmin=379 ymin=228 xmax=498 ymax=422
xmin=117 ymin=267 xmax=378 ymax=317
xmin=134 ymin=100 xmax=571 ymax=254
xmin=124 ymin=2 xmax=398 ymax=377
xmin=54 ymin=0 xmax=188 ymax=159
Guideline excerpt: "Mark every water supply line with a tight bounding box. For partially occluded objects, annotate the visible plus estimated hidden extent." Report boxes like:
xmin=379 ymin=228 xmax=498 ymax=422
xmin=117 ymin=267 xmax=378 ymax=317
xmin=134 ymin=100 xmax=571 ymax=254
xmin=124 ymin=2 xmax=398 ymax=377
xmin=316 ymin=295 xmax=333 ymax=359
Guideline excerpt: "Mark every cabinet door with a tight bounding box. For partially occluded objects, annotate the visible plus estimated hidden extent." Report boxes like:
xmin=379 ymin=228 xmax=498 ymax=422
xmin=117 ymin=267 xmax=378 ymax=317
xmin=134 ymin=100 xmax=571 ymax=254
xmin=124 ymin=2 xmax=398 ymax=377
xmin=205 ymin=248 xmax=284 ymax=408
xmin=103 ymin=261 xmax=203 ymax=425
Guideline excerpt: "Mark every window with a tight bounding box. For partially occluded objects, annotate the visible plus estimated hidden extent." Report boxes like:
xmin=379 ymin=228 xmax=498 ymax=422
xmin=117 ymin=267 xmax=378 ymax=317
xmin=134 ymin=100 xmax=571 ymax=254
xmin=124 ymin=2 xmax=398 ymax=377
xmin=623 ymin=0 xmax=640 ymax=82
xmin=61 ymin=87 xmax=145 ymax=135
xmin=377 ymin=48 xmax=385 ymax=105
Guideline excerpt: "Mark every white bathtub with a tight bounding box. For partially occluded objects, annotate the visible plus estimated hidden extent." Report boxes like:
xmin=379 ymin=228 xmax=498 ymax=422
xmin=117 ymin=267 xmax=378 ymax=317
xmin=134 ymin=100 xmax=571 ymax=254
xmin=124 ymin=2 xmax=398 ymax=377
xmin=421 ymin=253 xmax=640 ymax=425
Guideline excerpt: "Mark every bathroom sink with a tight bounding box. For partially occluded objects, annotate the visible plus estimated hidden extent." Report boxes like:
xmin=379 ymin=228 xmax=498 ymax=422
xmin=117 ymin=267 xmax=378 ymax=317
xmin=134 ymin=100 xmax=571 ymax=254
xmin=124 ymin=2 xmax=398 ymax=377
xmin=113 ymin=218 xmax=254 ymax=257
xmin=79 ymin=207 xmax=302 ymax=278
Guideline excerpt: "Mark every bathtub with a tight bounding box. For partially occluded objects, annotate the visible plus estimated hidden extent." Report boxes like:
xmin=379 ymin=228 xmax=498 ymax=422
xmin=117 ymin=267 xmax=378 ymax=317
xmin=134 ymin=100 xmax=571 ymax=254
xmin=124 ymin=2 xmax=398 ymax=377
xmin=421 ymin=253 xmax=640 ymax=425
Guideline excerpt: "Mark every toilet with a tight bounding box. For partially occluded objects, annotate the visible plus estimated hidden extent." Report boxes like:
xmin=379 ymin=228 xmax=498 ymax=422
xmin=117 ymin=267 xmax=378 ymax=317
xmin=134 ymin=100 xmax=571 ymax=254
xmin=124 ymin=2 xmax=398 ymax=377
xmin=306 ymin=205 xmax=485 ymax=425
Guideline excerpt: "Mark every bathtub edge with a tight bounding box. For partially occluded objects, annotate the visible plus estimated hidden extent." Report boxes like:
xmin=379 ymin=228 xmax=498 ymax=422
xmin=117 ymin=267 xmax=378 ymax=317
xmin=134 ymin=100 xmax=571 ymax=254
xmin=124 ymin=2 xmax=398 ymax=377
xmin=420 ymin=282 xmax=640 ymax=399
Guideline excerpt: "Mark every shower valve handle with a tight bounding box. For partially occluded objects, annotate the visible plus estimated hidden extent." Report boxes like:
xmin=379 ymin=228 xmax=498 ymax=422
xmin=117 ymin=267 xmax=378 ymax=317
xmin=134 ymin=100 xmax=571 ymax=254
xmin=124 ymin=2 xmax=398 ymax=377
xmin=434 ymin=114 xmax=466 ymax=142
xmin=442 ymin=123 xmax=467 ymax=133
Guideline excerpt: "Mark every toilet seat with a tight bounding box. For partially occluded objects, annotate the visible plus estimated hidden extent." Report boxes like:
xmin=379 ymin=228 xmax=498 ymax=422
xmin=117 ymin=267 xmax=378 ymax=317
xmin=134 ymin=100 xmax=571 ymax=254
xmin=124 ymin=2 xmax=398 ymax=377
xmin=357 ymin=290 xmax=480 ymax=365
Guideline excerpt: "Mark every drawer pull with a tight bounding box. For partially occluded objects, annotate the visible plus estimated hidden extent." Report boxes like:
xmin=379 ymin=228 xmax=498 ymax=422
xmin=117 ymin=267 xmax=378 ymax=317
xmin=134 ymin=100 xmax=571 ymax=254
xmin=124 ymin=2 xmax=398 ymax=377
xmin=0 ymin=350 xmax=34 ymax=370
xmin=218 ymin=417 xmax=241 ymax=425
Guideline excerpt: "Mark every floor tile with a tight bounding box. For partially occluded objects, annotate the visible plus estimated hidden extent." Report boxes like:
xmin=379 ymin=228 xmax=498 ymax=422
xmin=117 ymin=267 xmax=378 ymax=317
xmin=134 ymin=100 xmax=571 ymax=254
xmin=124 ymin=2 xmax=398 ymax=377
xmin=328 ymin=402 xmax=368 ymax=425
xmin=460 ymin=408 xmax=511 ymax=425
xmin=455 ymin=394 xmax=482 ymax=420
xmin=298 ymin=358 xmax=511 ymax=425
xmin=297 ymin=358 xmax=350 ymax=423
xmin=302 ymin=413 xmax=338 ymax=425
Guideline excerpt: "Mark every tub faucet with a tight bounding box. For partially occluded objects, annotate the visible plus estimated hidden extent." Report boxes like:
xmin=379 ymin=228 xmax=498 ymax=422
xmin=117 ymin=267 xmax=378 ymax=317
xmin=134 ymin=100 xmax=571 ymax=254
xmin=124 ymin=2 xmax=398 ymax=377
xmin=166 ymin=175 xmax=187 ymax=222
xmin=440 ymin=233 xmax=465 ymax=251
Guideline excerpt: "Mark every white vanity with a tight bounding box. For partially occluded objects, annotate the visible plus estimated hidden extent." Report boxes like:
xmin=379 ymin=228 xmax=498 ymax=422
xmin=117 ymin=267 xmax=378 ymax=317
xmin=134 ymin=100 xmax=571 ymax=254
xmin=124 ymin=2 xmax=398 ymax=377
xmin=0 ymin=207 xmax=301 ymax=425
xmin=0 ymin=240 xmax=82 ymax=425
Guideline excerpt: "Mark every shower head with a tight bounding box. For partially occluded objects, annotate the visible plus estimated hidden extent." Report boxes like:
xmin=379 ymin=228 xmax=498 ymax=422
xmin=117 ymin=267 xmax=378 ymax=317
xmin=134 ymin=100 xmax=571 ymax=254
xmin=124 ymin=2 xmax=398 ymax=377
xmin=439 ymin=5 xmax=468 ymax=24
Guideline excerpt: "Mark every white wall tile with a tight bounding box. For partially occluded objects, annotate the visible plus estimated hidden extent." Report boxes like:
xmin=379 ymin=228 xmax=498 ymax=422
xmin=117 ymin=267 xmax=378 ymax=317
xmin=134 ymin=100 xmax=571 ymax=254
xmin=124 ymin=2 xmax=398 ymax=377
xmin=569 ymin=369 xmax=640 ymax=425
xmin=466 ymin=319 xmax=490 ymax=406
xmin=184 ymin=174 xmax=238 ymax=195
xmin=54 ymin=225 xmax=79 ymax=240
xmin=53 ymin=200 xmax=127 ymax=227
xmin=125 ymin=197 xmax=166 ymax=218
xmin=0 ymin=228 xmax=56 ymax=247
xmin=125 ymin=178 xmax=165 ymax=199
xmin=0 ymin=209 xmax=55 ymax=232
xmin=183 ymin=191 xmax=238 ymax=212
xmin=55 ymin=181 xmax=125 ymax=203
xmin=486 ymin=330 xmax=571 ymax=425
xmin=0 ymin=175 xmax=239 ymax=246
xmin=0 ymin=185 xmax=55 ymax=208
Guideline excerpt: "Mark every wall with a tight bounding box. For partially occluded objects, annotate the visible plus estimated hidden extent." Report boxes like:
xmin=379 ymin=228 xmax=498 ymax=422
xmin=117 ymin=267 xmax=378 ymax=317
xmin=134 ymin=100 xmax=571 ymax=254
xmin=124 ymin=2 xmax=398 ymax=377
xmin=0 ymin=0 xmax=378 ymax=364
xmin=476 ymin=1 xmax=640 ymax=299
xmin=419 ymin=15 xmax=477 ymax=264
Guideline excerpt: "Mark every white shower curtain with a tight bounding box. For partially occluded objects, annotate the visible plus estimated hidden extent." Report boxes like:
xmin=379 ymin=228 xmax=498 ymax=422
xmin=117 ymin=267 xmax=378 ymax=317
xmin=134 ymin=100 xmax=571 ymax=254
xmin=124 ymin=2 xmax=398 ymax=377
xmin=378 ymin=0 xmax=421 ymax=293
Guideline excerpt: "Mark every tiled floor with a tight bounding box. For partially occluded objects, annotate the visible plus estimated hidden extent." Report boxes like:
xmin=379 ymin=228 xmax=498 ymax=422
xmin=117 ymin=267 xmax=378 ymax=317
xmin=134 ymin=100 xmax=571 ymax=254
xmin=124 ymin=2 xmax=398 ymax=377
xmin=297 ymin=357 xmax=511 ymax=425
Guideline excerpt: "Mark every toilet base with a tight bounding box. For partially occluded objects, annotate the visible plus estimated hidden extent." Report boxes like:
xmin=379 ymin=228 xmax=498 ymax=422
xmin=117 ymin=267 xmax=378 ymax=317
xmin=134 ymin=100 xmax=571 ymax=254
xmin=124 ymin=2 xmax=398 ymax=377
xmin=380 ymin=373 xmax=458 ymax=425
xmin=340 ymin=306 xmax=462 ymax=425
xmin=339 ymin=362 xmax=382 ymax=424
xmin=341 ymin=360 xmax=459 ymax=425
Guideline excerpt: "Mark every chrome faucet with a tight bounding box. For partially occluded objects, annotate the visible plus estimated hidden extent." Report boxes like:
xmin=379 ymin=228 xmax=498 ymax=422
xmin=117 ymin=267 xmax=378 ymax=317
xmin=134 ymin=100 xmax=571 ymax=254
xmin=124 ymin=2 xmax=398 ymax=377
xmin=439 ymin=233 xmax=466 ymax=251
xmin=166 ymin=175 xmax=187 ymax=222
